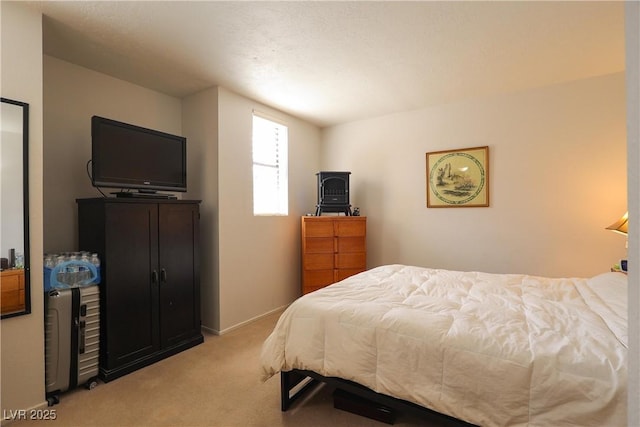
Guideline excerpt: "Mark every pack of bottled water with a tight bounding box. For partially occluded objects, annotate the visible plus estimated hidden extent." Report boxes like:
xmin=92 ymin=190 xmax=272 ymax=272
xmin=44 ymin=251 xmax=101 ymax=292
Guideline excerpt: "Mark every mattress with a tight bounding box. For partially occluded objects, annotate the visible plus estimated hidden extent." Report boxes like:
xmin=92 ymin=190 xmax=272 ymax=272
xmin=260 ymin=264 xmax=627 ymax=426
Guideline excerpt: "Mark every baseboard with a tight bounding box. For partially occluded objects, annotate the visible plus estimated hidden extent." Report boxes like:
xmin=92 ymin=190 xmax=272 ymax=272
xmin=204 ymin=304 xmax=289 ymax=336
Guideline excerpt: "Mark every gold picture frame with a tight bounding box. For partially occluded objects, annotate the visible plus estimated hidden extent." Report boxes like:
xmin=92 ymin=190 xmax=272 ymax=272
xmin=426 ymin=146 xmax=489 ymax=208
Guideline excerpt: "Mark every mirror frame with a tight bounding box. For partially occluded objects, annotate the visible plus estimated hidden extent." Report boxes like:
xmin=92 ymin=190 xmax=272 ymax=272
xmin=1 ymin=97 xmax=31 ymax=319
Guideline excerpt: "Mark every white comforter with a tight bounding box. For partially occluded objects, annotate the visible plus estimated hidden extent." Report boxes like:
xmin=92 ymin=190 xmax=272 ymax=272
xmin=261 ymin=265 xmax=627 ymax=427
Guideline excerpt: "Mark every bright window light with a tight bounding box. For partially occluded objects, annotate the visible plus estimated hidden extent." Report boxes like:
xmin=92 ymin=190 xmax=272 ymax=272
xmin=252 ymin=114 xmax=288 ymax=216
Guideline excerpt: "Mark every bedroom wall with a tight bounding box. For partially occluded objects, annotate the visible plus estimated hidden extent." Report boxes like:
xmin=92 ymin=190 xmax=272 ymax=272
xmin=0 ymin=1 xmax=46 ymax=417
xmin=42 ymin=57 xmax=323 ymax=335
xmin=43 ymin=55 xmax=183 ymax=253
xmin=322 ymin=73 xmax=627 ymax=278
xmin=2 ymin=2 xmax=636 ymax=421
xmin=626 ymin=1 xmax=640 ymax=424
xmin=181 ymin=87 xmax=220 ymax=332
xmin=216 ymin=87 xmax=321 ymax=332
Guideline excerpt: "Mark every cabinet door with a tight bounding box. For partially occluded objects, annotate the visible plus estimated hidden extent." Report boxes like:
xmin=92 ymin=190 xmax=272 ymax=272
xmin=158 ymin=203 xmax=200 ymax=349
xmin=104 ymin=203 xmax=159 ymax=368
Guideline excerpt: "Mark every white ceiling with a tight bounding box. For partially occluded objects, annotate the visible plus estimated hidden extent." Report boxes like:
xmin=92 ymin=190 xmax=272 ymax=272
xmin=31 ymin=1 xmax=624 ymax=128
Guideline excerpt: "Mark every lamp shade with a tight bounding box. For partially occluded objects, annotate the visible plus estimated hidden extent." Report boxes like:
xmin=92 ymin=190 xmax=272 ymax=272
xmin=606 ymin=212 xmax=628 ymax=235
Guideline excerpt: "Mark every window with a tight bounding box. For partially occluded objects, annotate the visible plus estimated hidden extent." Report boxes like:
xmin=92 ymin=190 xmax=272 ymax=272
xmin=252 ymin=114 xmax=288 ymax=215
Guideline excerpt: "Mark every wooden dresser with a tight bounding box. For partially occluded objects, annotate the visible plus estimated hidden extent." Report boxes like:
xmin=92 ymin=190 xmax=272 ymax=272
xmin=1 ymin=269 xmax=25 ymax=315
xmin=301 ymin=216 xmax=366 ymax=294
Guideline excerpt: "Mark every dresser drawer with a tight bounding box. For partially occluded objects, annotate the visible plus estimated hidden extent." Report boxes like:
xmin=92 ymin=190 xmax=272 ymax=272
xmin=335 ymin=220 xmax=366 ymax=237
xmin=335 ymin=252 xmax=366 ymax=269
xmin=335 ymin=268 xmax=366 ymax=282
xmin=1 ymin=289 xmax=24 ymax=312
xmin=304 ymin=253 xmax=334 ymax=270
xmin=337 ymin=236 xmax=365 ymax=253
xmin=304 ymin=237 xmax=334 ymax=253
xmin=0 ymin=269 xmax=25 ymax=314
xmin=1 ymin=272 xmax=23 ymax=290
xmin=303 ymin=270 xmax=334 ymax=289
xmin=303 ymin=220 xmax=335 ymax=237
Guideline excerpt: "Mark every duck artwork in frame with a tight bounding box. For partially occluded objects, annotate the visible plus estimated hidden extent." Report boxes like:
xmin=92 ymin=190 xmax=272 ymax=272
xmin=426 ymin=146 xmax=489 ymax=208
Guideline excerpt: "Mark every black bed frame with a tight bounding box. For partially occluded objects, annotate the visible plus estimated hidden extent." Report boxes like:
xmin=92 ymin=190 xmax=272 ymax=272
xmin=280 ymin=369 xmax=476 ymax=426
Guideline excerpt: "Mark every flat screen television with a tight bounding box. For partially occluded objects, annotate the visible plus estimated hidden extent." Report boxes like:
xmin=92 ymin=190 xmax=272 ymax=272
xmin=91 ymin=116 xmax=187 ymax=195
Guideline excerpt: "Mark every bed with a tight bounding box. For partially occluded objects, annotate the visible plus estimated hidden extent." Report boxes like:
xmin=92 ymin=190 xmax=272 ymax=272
xmin=260 ymin=264 xmax=627 ymax=426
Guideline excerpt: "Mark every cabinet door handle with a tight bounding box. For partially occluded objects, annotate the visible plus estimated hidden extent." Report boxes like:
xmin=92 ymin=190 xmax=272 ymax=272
xmin=161 ymin=268 xmax=167 ymax=283
xmin=152 ymin=270 xmax=158 ymax=284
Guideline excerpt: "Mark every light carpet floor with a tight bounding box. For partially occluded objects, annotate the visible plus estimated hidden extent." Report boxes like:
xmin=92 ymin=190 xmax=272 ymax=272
xmin=13 ymin=309 xmax=468 ymax=427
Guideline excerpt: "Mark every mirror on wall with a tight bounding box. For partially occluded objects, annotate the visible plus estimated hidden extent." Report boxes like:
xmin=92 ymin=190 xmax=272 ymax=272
xmin=1 ymin=97 xmax=31 ymax=319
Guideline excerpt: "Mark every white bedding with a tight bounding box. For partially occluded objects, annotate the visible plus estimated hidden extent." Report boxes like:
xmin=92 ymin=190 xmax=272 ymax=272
xmin=260 ymin=264 xmax=627 ymax=427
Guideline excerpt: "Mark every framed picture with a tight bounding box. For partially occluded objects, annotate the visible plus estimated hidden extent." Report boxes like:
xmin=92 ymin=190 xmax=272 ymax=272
xmin=426 ymin=146 xmax=489 ymax=208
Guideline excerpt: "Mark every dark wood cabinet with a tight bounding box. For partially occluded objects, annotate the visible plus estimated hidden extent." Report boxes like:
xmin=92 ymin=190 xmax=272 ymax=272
xmin=77 ymin=198 xmax=203 ymax=382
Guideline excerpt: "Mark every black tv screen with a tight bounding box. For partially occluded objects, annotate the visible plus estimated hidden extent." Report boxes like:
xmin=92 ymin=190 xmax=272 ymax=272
xmin=91 ymin=116 xmax=187 ymax=193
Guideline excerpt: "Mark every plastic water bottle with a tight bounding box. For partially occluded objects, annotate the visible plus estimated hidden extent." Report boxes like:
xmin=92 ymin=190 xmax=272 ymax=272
xmin=44 ymin=254 xmax=56 ymax=291
xmin=15 ymin=252 xmax=24 ymax=268
xmin=80 ymin=252 xmax=90 ymax=284
xmin=90 ymin=253 xmax=101 ymax=284
xmin=56 ymin=255 xmax=67 ymax=285
xmin=44 ymin=254 xmax=55 ymax=269
xmin=68 ymin=264 xmax=80 ymax=287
